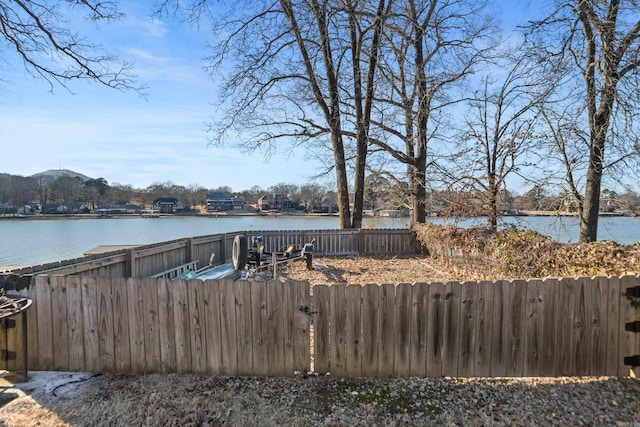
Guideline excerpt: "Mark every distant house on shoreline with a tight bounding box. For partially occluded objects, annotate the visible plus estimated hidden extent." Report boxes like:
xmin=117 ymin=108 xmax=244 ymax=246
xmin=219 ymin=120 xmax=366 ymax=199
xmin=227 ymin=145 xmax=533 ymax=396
xmin=206 ymin=192 xmax=245 ymax=212
xmin=152 ymin=198 xmax=179 ymax=213
xmin=43 ymin=202 xmax=89 ymax=214
xmin=258 ymin=194 xmax=291 ymax=211
xmin=95 ymin=204 xmax=144 ymax=216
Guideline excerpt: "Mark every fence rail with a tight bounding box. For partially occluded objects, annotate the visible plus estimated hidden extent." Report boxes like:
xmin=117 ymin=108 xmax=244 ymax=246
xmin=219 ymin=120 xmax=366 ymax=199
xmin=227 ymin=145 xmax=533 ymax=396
xmin=1 ymin=274 xmax=637 ymax=378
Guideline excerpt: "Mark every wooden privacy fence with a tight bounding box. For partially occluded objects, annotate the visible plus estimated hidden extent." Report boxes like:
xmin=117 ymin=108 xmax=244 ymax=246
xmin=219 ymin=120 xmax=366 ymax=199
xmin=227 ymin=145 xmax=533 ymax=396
xmin=1 ymin=274 xmax=638 ymax=377
xmin=314 ymin=276 xmax=639 ymax=378
xmin=6 ymin=229 xmax=415 ymax=279
xmin=4 ymin=276 xmax=310 ymax=376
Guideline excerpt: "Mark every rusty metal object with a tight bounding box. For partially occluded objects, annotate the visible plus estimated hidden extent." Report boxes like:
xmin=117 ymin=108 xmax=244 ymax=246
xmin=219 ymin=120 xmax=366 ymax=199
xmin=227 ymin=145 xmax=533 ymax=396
xmin=0 ymin=293 xmax=33 ymax=381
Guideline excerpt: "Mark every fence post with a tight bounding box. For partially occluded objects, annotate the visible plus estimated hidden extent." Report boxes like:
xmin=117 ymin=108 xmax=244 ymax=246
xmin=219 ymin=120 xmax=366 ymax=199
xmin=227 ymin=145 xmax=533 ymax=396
xmin=186 ymin=237 xmax=194 ymax=264
xmin=125 ymin=249 xmax=136 ymax=278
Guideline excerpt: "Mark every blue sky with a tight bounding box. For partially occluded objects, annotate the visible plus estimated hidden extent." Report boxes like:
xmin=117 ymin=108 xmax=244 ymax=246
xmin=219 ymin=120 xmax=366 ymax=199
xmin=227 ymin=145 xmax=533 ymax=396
xmin=0 ymin=2 xmax=321 ymax=191
xmin=0 ymin=1 xmax=534 ymax=192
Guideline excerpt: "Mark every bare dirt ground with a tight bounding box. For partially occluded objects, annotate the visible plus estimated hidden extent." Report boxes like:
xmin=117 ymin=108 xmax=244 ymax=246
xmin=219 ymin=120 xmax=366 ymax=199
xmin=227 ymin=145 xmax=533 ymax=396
xmin=278 ymin=254 xmax=484 ymax=285
xmin=1 ymin=370 xmax=639 ymax=427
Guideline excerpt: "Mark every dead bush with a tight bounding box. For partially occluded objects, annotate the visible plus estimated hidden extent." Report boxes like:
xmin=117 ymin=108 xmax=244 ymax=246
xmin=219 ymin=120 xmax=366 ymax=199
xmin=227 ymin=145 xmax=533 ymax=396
xmin=414 ymin=223 xmax=640 ymax=279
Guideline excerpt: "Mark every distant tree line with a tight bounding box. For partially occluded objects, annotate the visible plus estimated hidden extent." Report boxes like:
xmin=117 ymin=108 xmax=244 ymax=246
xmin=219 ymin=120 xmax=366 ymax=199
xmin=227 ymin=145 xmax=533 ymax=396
xmin=1 ymin=172 xmax=638 ymax=216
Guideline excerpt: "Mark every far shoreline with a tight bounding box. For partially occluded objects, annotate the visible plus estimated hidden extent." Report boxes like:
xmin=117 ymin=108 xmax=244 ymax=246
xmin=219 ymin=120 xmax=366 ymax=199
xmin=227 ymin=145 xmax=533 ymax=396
xmin=0 ymin=209 xmax=634 ymax=221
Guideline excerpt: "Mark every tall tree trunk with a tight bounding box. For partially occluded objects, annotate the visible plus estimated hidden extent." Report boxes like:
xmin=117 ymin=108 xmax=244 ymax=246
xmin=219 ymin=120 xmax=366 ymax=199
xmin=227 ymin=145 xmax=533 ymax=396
xmin=332 ymin=130 xmax=353 ymax=228
xmin=410 ymin=163 xmax=426 ymax=226
xmin=347 ymin=0 xmax=386 ymax=229
xmin=413 ymin=24 xmax=428 ymax=224
xmin=579 ymin=116 xmax=609 ymax=242
xmin=282 ymin=0 xmax=352 ymax=227
xmin=314 ymin=0 xmax=351 ymax=228
xmin=488 ymin=178 xmax=498 ymax=233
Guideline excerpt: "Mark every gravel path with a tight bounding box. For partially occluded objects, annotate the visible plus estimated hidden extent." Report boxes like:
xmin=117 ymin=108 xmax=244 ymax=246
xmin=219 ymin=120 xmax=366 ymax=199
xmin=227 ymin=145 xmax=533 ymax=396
xmin=1 ymin=372 xmax=639 ymax=426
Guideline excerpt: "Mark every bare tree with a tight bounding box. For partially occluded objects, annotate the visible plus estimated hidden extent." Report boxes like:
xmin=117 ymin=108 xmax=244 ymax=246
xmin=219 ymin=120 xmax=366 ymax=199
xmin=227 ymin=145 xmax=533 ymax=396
xmin=0 ymin=0 xmax=141 ymax=92
xmin=529 ymin=0 xmax=640 ymax=242
xmin=365 ymin=0 xmax=495 ymax=226
xmin=449 ymin=47 xmax=551 ymax=232
xmin=157 ymin=0 xmax=389 ymax=228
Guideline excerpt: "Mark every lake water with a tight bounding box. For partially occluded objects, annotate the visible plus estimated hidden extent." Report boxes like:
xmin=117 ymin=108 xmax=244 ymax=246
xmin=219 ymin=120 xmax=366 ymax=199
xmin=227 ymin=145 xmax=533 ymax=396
xmin=1 ymin=214 xmax=639 ymax=267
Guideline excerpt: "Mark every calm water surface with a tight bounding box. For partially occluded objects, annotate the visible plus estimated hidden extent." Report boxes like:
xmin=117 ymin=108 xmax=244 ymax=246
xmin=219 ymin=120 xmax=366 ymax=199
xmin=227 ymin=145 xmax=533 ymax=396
xmin=1 ymin=215 xmax=639 ymax=267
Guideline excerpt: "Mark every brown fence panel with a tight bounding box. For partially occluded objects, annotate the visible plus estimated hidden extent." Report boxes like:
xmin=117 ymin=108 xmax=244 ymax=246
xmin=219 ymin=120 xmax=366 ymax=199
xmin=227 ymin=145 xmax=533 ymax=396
xmin=188 ymin=279 xmax=208 ymax=374
xmin=250 ymin=231 xmax=305 ymax=254
xmin=394 ymin=283 xmax=412 ymax=377
xmin=172 ymin=279 xmax=192 ymax=373
xmin=236 ymin=280 xmax=254 ymax=376
xmin=7 ymin=229 xmax=417 ymax=280
xmin=539 ymin=277 xmax=558 ymax=377
xmin=345 ymin=285 xmax=362 ymax=378
xmin=425 ymin=282 xmax=444 ymax=377
xmin=557 ymin=277 xmax=576 ymax=375
xmin=473 ymin=281 xmax=492 ymax=376
xmin=203 ymin=279 xmax=223 ymax=375
xmin=51 ymin=276 xmax=70 ymax=371
xmin=157 ymin=278 xmax=176 ymax=373
xmin=111 ymin=277 xmax=131 ymax=373
xmin=292 ymin=279 xmax=311 ymax=373
xmin=249 ymin=281 xmax=268 ymax=376
xmin=218 ymin=279 xmax=238 ymax=375
xmin=80 ymin=277 xmax=99 ymax=372
xmin=441 ymin=281 xmax=460 ymax=377
xmin=14 ymin=274 xmax=638 ymax=378
xmin=266 ymin=280 xmax=284 ymax=376
xmin=96 ymin=277 xmax=115 ymax=373
xmin=328 ymin=284 xmax=346 ymax=377
xmin=192 ymin=235 xmax=226 ymax=268
xmin=409 ymin=283 xmax=429 ymax=378
xmin=361 ymin=229 xmax=415 ymax=255
xmin=361 ymin=284 xmax=380 ymax=378
xmin=378 ymin=283 xmax=396 ymax=377
xmin=458 ymin=281 xmax=478 ymax=377
xmin=507 ymin=279 xmax=527 ymax=376
xmin=313 ymin=285 xmax=330 ymax=374
xmin=127 ymin=277 xmax=146 ymax=373
xmin=134 ymin=242 xmax=189 ymax=278
xmin=523 ymin=278 xmax=542 ymax=377
xmin=299 ymin=230 xmax=360 ymax=256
